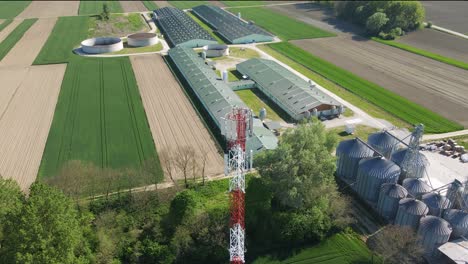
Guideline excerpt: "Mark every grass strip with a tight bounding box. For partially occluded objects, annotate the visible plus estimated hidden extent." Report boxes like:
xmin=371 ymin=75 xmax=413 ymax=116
xmin=142 ymin=0 xmax=158 ymax=11
xmin=0 ymin=19 xmax=13 ymax=32
xmin=187 ymin=11 xmax=224 ymax=44
xmin=226 ymin=7 xmax=336 ymax=41
xmin=34 ymin=16 xmax=88 ymax=65
xmin=0 ymin=18 xmax=36 ymax=61
xmin=222 ymin=1 xmax=265 ymax=7
xmin=268 ymin=42 xmax=463 ymax=133
xmin=0 ymin=1 xmax=31 ymax=19
xmin=78 ymin=1 xmax=123 ymax=15
xmin=168 ymin=1 xmax=209 ymax=10
xmin=372 ymin=37 xmax=468 ymax=71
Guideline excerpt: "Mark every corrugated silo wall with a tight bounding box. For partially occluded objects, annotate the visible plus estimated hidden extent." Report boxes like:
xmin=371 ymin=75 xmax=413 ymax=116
xmin=355 ymin=159 xmax=400 ymax=203
xmin=417 ymin=216 xmax=452 ymax=257
xmin=377 ymin=185 xmax=407 ymax=220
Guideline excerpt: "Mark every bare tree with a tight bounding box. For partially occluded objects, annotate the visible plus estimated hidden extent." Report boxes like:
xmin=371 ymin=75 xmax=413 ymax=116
xmin=199 ymin=148 xmax=209 ymax=186
xmin=141 ymin=156 xmax=164 ymax=191
xmin=174 ymin=146 xmax=196 ymax=188
xmin=367 ymin=225 xmax=424 ymax=264
xmin=159 ymin=148 xmax=177 ymax=186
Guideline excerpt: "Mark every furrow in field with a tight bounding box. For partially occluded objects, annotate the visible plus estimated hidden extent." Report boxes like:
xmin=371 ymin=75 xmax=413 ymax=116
xmin=17 ymin=1 xmax=79 ymax=19
xmin=120 ymin=1 xmax=148 ymax=12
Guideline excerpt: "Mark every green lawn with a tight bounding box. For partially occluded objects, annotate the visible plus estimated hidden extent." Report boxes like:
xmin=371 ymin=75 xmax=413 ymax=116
xmin=252 ymin=232 xmax=375 ymax=264
xmin=78 ymin=1 xmax=123 ymax=15
xmin=236 ymin=89 xmax=284 ymax=122
xmin=187 ymin=11 xmax=223 ymax=43
xmin=0 ymin=19 xmax=12 ymax=32
xmin=215 ymin=69 xmax=239 ymax=82
xmin=142 ymin=0 xmax=158 ymax=11
xmin=39 ymin=56 xmax=159 ymax=194
xmin=108 ymin=41 xmax=163 ymax=54
xmin=34 ymin=16 xmax=88 ymax=65
xmin=268 ymin=42 xmax=463 ymax=133
xmin=168 ymin=1 xmax=209 ymax=10
xmin=222 ymin=1 xmax=265 ymax=7
xmin=226 ymin=7 xmax=336 ymax=41
xmin=328 ymin=125 xmax=379 ymax=141
xmin=372 ymin=37 xmax=468 ymax=71
xmin=88 ymin=13 xmax=147 ymax=38
xmin=0 ymin=18 xmax=36 ymax=61
xmin=0 ymin=1 xmax=31 ymax=19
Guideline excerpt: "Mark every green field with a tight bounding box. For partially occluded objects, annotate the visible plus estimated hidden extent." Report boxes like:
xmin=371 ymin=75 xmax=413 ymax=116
xmin=187 ymin=11 xmax=224 ymax=43
xmin=372 ymin=37 xmax=468 ymax=71
xmin=227 ymin=7 xmax=336 ymax=41
xmin=142 ymin=0 xmax=158 ymax=11
xmin=0 ymin=1 xmax=31 ymax=19
xmin=109 ymin=41 xmax=163 ymax=54
xmin=269 ymin=42 xmax=463 ymax=133
xmin=34 ymin=16 xmax=88 ymax=65
xmin=222 ymin=1 xmax=265 ymax=7
xmin=0 ymin=19 xmax=12 ymax=32
xmin=78 ymin=1 xmax=123 ymax=15
xmin=168 ymin=1 xmax=209 ymax=9
xmin=39 ymin=57 xmax=160 ymax=193
xmin=252 ymin=232 xmax=375 ymax=264
xmin=88 ymin=13 xmax=147 ymax=38
xmin=0 ymin=18 xmax=36 ymax=61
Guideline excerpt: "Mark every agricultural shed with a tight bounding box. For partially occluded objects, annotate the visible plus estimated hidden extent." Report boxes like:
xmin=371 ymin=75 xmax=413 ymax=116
xmin=153 ymin=7 xmax=217 ymax=48
xmin=438 ymin=238 xmax=468 ymax=264
xmin=192 ymin=5 xmax=274 ymax=44
xmin=237 ymin=58 xmax=344 ymax=121
xmin=168 ymin=46 xmax=277 ymax=154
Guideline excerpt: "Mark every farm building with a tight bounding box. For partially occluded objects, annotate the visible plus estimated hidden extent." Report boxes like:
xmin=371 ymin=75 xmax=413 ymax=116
xmin=237 ymin=58 xmax=344 ymax=121
xmin=168 ymin=46 xmax=277 ymax=154
xmin=153 ymin=7 xmax=217 ymax=48
xmin=192 ymin=5 xmax=274 ymax=44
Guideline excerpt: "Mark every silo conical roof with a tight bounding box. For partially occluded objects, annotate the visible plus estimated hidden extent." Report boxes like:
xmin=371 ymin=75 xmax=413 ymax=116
xmin=399 ymin=198 xmax=429 ymax=215
xmin=422 ymin=192 xmax=452 ymax=216
xmin=336 ymin=138 xmax=374 ymax=158
xmin=367 ymin=131 xmax=398 ymax=157
xmin=358 ymin=157 xmax=401 ymax=180
xmin=418 ymin=215 xmax=452 ymax=236
xmin=380 ymin=183 xmax=408 ymax=199
xmin=403 ymin=178 xmax=431 ymax=198
xmin=391 ymin=148 xmax=428 ymax=167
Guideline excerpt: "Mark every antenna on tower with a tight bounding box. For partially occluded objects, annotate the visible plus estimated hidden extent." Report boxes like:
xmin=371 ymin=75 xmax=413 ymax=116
xmin=400 ymin=124 xmax=425 ymax=179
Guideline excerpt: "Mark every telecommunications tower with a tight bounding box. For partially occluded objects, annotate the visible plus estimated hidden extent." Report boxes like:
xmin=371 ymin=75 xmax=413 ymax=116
xmin=224 ymin=107 xmax=253 ymax=264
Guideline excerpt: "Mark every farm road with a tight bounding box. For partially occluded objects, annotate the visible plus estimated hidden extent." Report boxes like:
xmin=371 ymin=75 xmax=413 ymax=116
xmin=120 ymin=1 xmax=148 ymax=12
xmin=130 ymin=54 xmax=224 ymax=180
xmin=16 ymin=1 xmax=79 ymax=19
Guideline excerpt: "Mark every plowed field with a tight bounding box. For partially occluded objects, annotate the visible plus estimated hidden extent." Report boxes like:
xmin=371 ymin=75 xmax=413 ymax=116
xmin=120 ymin=1 xmax=147 ymax=12
xmin=17 ymin=1 xmax=79 ymax=19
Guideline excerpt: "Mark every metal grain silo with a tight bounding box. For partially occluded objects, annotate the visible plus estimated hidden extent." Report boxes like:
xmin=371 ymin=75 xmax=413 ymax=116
xmin=446 ymin=180 xmax=464 ymax=209
xmin=417 ymin=216 xmax=452 ymax=257
xmin=377 ymin=183 xmax=408 ymax=220
xmin=355 ymin=157 xmax=400 ymax=203
xmin=422 ymin=192 xmax=452 ymax=217
xmin=391 ymin=148 xmax=428 ymax=180
xmin=395 ymin=198 xmax=429 ymax=230
xmin=443 ymin=209 xmax=468 ymax=239
xmin=403 ymin=178 xmax=431 ymax=199
xmin=335 ymin=138 xmax=374 ymax=180
xmin=367 ymin=131 xmax=398 ymax=159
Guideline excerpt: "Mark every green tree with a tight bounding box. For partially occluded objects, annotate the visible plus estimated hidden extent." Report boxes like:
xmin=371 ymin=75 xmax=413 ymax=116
xmin=0 ymin=177 xmax=24 ymax=241
xmin=366 ymin=12 xmax=389 ymax=34
xmin=0 ymin=183 xmax=92 ymax=264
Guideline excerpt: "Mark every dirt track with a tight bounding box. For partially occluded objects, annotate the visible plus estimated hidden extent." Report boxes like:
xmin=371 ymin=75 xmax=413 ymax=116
xmin=130 ymin=54 xmax=224 ymax=180
xmin=16 ymin=1 xmax=79 ymax=19
xmin=0 ymin=20 xmax=21 ymax=43
xmin=292 ymin=37 xmax=468 ymax=127
xmin=120 ymin=1 xmax=148 ymax=12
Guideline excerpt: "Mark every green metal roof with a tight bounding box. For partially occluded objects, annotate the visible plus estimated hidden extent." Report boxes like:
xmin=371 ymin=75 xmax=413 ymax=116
xmin=237 ymin=58 xmax=341 ymax=120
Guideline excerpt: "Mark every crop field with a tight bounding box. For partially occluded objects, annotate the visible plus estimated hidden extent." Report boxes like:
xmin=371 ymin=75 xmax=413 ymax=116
xmin=0 ymin=19 xmax=37 ymax=62
xmin=17 ymin=1 xmax=79 ymax=19
xmin=39 ymin=57 xmax=159 ymax=189
xmin=0 ymin=1 xmax=31 ymax=19
xmin=270 ymin=42 xmax=464 ymax=133
xmin=142 ymin=0 xmax=158 ymax=10
xmin=226 ymin=7 xmax=335 ymax=41
xmin=0 ymin=19 xmax=12 ymax=32
xmin=0 ymin=20 xmax=22 ymax=43
xmin=120 ymin=1 xmax=148 ymax=12
xmin=78 ymin=1 xmax=123 ymax=15
xmin=222 ymin=1 xmax=265 ymax=7
xmin=168 ymin=1 xmax=209 ymax=9
xmin=34 ymin=16 xmax=88 ymax=65
xmin=252 ymin=232 xmax=375 ymax=264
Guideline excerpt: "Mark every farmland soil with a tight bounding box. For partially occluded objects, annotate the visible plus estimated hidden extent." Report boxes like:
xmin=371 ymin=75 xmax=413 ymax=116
xmin=0 ymin=19 xmax=21 ymax=43
xmin=130 ymin=54 xmax=224 ymax=180
xmin=16 ymin=1 xmax=79 ymax=19
xmin=154 ymin=1 xmax=173 ymax=8
xmin=292 ymin=36 xmax=468 ymax=127
xmin=422 ymin=1 xmax=468 ymax=33
xmin=120 ymin=1 xmax=148 ymax=12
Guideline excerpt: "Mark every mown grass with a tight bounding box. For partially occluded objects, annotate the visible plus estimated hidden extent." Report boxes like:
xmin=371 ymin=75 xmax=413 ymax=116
xmin=34 ymin=16 xmax=88 ymax=65
xmin=257 ymin=44 xmax=410 ymax=129
xmin=142 ymin=0 xmax=158 ymax=11
xmin=39 ymin=56 xmax=159 ymax=191
xmin=78 ymin=1 xmax=123 ymax=15
xmin=0 ymin=18 xmax=36 ymax=61
xmin=222 ymin=1 xmax=265 ymax=7
xmin=215 ymin=69 xmax=239 ymax=82
xmin=168 ymin=1 xmax=209 ymax=10
xmin=108 ymin=41 xmax=163 ymax=54
xmin=187 ymin=11 xmax=224 ymax=43
xmin=0 ymin=1 xmax=31 ymax=19
xmin=328 ymin=125 xmax=379 ymax=141
xmin=236 ymin=89 xmax=284 ymax=122
xmin=252 ymin=232 xmax=375 ymax=264
xmin=0 ymin=19 xmax=13 ymax=32
xmin=268 ymin=42 xmax=463 ymax=133
xmin=88 ymin=13 xmax=147 ymax=38
xmin=226 ymin=7 xmax=336 ymax=41
xmin=372 ymin=37 xmax=468 ymax=71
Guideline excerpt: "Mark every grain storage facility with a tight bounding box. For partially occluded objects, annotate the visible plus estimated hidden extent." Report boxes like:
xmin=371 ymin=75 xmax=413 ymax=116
xmin=443 ymin=209 xmax=468 ymax=239
xmin=395 ymin=198 xmax=429 ymax=230
xmin=153 ymin=7 xmax=217 ymax=48
xmin=367 ymin=131 xmax=399 ymax=159
xmin=355 ymin=157 xmax=400 ymax=203
xmin=168 ymin=46 xmax=277 ymax=154
xmin=391 ymin=148 xmax=428 ymax=180
xmin=335 ymin=138 xmax=374 ymax=180
xmin=237 ymin=58 xmax=344 ymax=121
xmin=417 ymin=216 xmax=452 ymax=257
xmin=192 ymin=5 xmax=274 ymax=44
xmin=403 ymin=178 xmax=432 ymax=199
xmin=377 ymin=183 xmax=408 ymax=220
xmin=422 ymin=192 xmax=452 ymax=217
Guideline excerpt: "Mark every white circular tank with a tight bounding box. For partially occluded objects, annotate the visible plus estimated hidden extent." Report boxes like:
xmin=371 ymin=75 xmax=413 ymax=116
xmin=202 ymin=44 xmax=229 ymax=58
xmin=127 ymin=33 xmax=159 ymax=47
xmin=81 ymin=37 xmax=123 ymax=54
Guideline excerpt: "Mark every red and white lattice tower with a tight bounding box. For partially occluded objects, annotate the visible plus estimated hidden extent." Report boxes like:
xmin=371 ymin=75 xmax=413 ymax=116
xmin=224 ymin=107 xmax=253 ymax=264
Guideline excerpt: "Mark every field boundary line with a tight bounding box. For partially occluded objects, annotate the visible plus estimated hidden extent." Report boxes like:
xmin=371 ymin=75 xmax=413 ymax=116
xmin=99 ymin=59 xmax=108 ymax=168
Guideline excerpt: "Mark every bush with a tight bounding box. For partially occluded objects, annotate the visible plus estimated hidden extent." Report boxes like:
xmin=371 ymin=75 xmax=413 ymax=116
xmin=366 ymin=12 xmax=389 ymax=35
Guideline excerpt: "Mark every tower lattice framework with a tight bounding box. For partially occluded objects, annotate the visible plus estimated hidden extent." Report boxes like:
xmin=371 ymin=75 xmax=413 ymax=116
xmin=401 ymin=124 xmax=425 ymax=179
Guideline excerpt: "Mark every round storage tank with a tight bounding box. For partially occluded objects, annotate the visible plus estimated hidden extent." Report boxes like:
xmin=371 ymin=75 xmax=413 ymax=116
xmin=391 ymin=148 xmax=428 ymax=180
xmin=335 ymin=139 xmax=374 ymax=180
xmin=395 ymin=198 xmax=429 ymax=230
xmin=417 ymin=216 xmax=452 ymax=257
xmin=443 ymin=209 xmax=468 ymax=239
xmin=446 ymin=180 xmax=464 ymax=209
xmin=355 ymin=157 xmax=400 ymax=203
xmin=422 ymin=192 xmax=452 ymax=217
xmin=403 ymin=178 xmax=431 ymax=199
xmin=367 ymin=131 xmax=398 ymax=159
xmin=377 ymin=183 xmax=408 ymax=220
xmin=81 ymin=37 xmax=123 ymax=54
xmin=127 ymin=33 xmax=158 ymax=47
